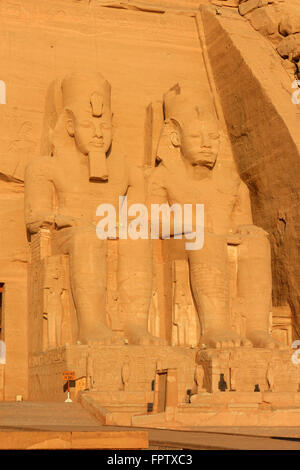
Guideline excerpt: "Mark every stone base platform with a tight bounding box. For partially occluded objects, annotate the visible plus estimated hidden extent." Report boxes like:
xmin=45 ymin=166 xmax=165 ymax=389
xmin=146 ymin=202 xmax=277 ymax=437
xmin=131 ymin=403 xmax=300 ymax=428
xmin=78 ymin=389 xmax=300 ymax=428
xmin=28 ymin=344 xmax=196 ymax=402
xmin=190 ymin=391 xmax=300 ymax=407
xmin=28 ymin=344 xmax=300 ymax=427
xmin=128 ymin=347 xmax=300 ymax=427
xmin=131 ymin=391 xmax=300 ymax=428
xmin=195 ymin=347 xmax=300 ymax=393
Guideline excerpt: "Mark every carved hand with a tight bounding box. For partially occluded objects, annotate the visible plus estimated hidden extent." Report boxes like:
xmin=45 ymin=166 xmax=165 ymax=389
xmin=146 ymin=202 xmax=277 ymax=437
xmin=54 ymin=214 xmax=81 ymax=229
xmin=27 ymin=212 xmax=55 ymax=233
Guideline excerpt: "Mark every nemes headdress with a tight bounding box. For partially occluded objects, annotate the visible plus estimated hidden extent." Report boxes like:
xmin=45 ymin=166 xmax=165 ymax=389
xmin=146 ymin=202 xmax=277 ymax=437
xmin=61 ymin=72 xmax=111 ymax=119
xmin=163 ymin=83 xmax=216 ymax=125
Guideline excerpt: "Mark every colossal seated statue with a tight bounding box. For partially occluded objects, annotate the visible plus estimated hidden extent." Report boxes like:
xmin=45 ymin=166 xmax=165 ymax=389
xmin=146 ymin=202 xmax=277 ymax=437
xmin=24 ymin=72 xmax=161 ymax=347
xmin=147 ymin=85 xmax=281 ymax=349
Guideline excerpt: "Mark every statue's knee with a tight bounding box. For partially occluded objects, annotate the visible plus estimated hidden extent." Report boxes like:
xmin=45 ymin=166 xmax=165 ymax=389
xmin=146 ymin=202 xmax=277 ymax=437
xmin=238 ymin=225 xmax=269 ymax=243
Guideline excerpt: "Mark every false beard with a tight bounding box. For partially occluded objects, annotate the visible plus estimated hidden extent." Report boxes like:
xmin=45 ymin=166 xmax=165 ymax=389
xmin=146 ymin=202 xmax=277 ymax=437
xmin=88 ymin=149 xmax=108 ymax=182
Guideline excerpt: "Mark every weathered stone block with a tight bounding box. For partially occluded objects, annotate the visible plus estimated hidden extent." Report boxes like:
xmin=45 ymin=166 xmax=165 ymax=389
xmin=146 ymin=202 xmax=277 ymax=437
xmin=247 ymin=5 xmax=281 ymax=36
xmin=277 ymin=33 xmax=300 ymax=60
xmin=239 ymin=0 xmax=268 ymax=17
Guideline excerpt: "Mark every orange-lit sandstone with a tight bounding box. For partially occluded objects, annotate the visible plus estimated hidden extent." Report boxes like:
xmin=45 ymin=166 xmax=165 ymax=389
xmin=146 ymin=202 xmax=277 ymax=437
xmin=0 ymin=0 xmax=299 ymax=432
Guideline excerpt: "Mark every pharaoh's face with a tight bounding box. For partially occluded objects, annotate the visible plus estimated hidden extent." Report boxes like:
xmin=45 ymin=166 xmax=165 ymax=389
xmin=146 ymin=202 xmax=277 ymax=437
xmin=67 ymin=107 xmax=112 ymax=155
xmin=179 ymin=118 xmax=220 ymax=167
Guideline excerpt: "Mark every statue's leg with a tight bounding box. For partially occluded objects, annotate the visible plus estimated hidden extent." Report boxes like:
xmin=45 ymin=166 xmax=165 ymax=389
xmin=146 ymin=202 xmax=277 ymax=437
xmin=237 ymin=226 xmax=281 ymax=349
xmin=118 ymin=238 xmax=165 ymax=345
xmin=188 ymin=231 xmax=244 ymax=348
xmin=53 ymin=226 xmax=123 ymax=345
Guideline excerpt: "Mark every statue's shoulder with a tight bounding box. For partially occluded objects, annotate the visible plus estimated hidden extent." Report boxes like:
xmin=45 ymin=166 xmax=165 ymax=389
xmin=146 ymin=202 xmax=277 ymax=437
xmin=25 ymin=154 xmax=55 ymax=180
xmin=212 ymin=162 xmax=242 ymax=196
xmin=148 ymin=162 xmax=168 ymax=185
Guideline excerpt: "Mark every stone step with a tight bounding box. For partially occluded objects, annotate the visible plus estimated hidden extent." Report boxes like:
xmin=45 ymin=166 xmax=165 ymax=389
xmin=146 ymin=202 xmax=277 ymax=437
xmin=0 ymin=402 xmax=102 ymax=430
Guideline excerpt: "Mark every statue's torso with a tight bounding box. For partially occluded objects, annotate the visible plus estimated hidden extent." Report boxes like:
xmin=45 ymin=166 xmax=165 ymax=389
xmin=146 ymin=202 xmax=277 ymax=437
xmin=151 ymin=162 xmax=242 ymax=235
xmin=49 ymin=152 xmax=129 ymax=225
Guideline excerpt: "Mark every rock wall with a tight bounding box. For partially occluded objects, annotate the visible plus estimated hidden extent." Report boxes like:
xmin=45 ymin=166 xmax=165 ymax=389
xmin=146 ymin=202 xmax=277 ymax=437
xmin=201 ymin=6 xmax=300 ymax=334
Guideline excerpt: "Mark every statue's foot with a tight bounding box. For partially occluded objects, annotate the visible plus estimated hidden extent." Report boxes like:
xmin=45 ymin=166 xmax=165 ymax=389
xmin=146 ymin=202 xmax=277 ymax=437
xmin=79 ymin=324 xmax=124 ymax=346
xmin=246 ymin=330 xmax=284 ymax=349
xmin=125 ymin=325 xmax=166 ymax=346
xmin=200 ymin=328 xmax=252 ymax=349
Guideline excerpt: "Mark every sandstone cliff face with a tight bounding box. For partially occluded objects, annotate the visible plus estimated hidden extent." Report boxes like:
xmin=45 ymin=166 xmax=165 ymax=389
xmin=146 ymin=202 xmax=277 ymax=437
xmin=201 ymin=6 xmax=300 ymax=334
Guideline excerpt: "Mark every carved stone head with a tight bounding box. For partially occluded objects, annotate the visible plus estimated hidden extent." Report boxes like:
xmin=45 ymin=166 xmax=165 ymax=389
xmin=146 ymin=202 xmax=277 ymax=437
xmin=62 ymin=72 xmax=112 ymax=156
xmin=162 ymin=84 xmax=220 ymax=168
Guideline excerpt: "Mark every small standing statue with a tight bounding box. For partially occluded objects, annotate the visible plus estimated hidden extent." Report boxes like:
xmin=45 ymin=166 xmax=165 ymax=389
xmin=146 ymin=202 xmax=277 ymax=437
xmin=43 ymin=257 xmax=66 ymax=350
xmin=230 ymin=368 xmax=237 ymax=392
xmin=194 ymin=365 xmax=206 ymax=393
xmin=172 ymin=260 xmax=198 ymax=347
xmin=121 ymin=356 xmax=130 ymax=391
xmin=0 ymin=340 xmax=5 ymax=365
xmin=266 ymin=357 xmax=275 ymax=392
xmin=86 ymin=353 xmax=94 ymax=390
xmin=229 ymin=351 xmax=237 ymax=392
xmin=148 ymin=289 xmax=160 ymax=338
